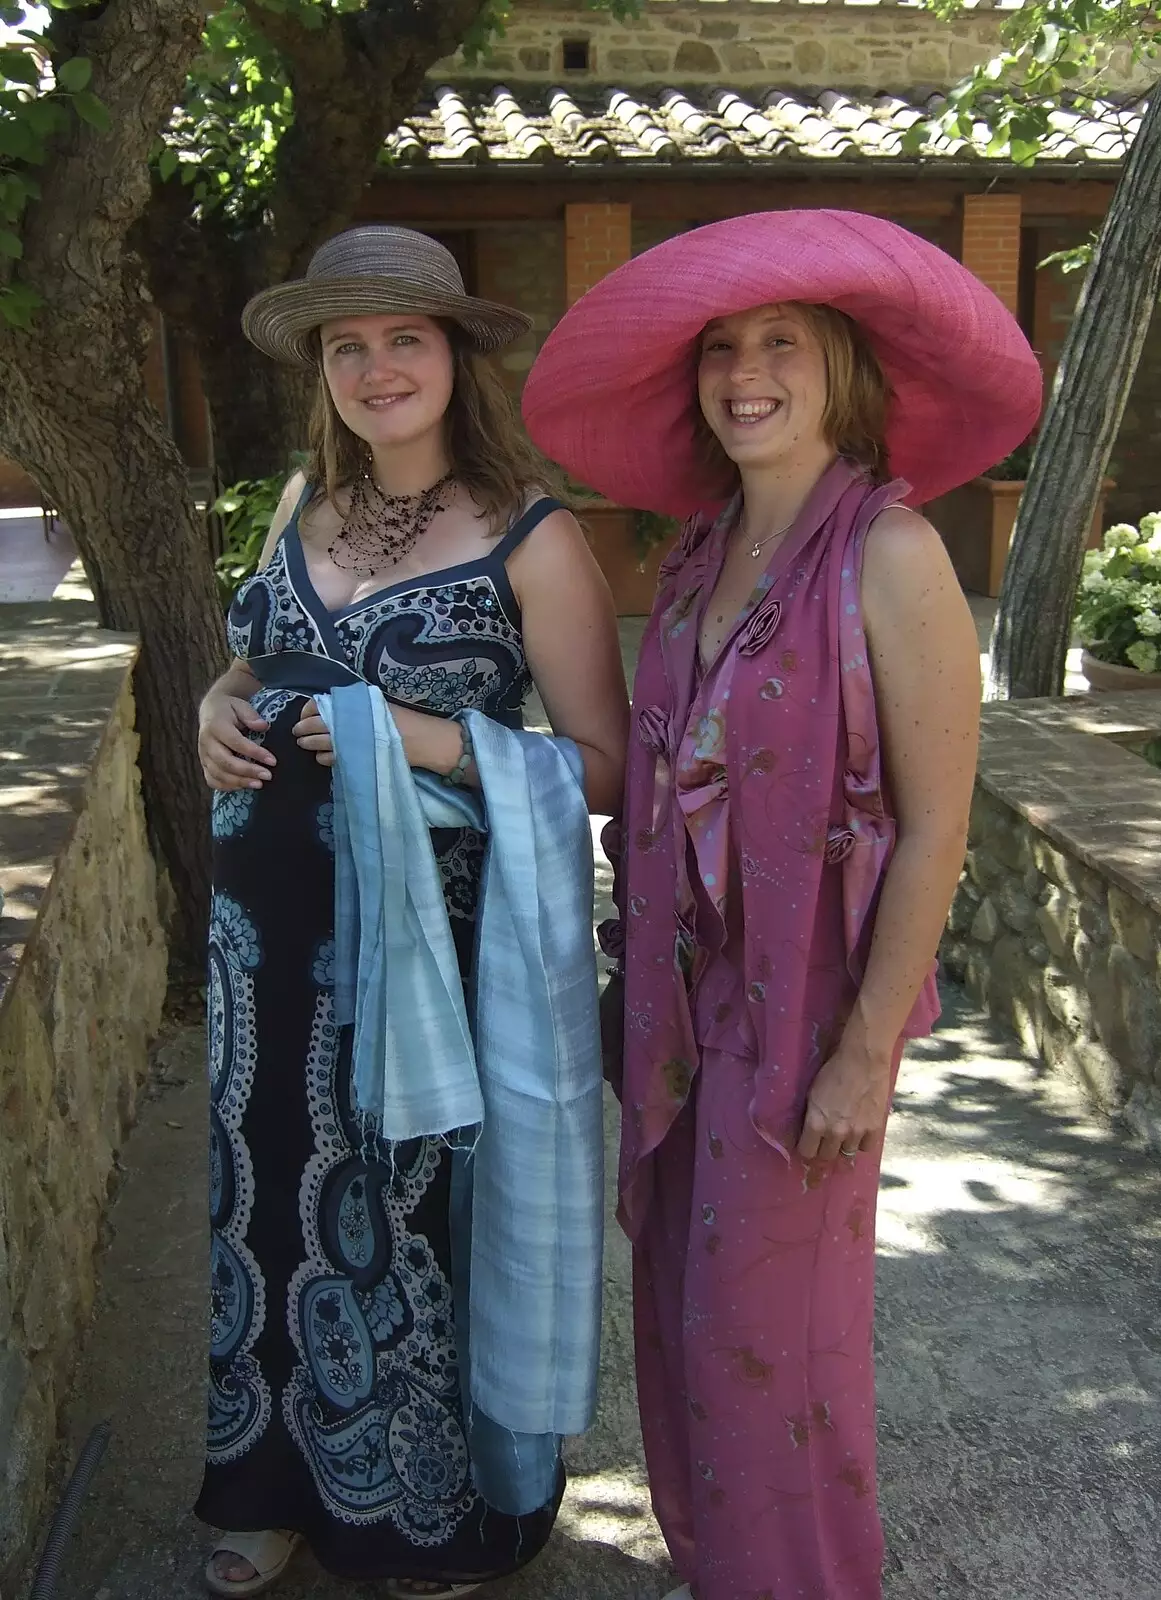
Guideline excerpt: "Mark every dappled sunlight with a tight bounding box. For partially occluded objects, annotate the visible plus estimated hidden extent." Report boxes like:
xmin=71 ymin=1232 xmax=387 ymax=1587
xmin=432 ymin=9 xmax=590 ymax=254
xmin=877 ymin=1152 xmax=1067 ymax=1258
xmin=553 ymin=1466 xmax=668 ymax=1564
xmin=0 ymin=634 xmax=134 ymax=674
xmin=873 ymin=986 xmax=1161 ymax=1596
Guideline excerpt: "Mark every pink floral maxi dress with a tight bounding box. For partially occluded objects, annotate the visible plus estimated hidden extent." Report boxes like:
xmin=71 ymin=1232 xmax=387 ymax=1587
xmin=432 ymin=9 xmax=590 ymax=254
xmin=604 ymin=459 xmax=940 ymax=1600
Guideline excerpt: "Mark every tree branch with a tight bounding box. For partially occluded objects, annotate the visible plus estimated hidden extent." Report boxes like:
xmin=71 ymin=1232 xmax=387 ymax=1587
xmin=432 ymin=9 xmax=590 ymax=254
xmin=242 ymin=0 xmax=492 ymax=275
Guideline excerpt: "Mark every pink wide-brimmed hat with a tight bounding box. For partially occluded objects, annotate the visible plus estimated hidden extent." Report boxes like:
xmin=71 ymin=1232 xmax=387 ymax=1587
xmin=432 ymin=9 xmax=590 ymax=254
xmin=522 ymin=210 xmax=1042 ymax=516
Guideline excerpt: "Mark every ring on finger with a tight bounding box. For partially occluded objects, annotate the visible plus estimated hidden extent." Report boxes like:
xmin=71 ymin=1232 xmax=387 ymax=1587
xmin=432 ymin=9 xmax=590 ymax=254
xmin=840 ymin=1145 xmax=859 ymax=1159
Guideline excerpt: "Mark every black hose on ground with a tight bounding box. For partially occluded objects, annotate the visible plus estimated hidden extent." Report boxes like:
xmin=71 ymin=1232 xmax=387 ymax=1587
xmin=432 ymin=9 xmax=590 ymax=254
xmin=30 ymin=1421 xmax=112 ymax=1600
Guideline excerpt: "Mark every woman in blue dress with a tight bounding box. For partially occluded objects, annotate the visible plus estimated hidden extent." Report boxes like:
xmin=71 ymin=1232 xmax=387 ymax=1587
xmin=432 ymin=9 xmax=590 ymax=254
xmin=194 ymin=226 xmax=628 ymax=1597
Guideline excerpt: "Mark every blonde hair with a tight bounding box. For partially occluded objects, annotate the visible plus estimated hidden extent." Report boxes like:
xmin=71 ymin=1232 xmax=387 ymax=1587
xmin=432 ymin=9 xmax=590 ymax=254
xmin=306 ymin=323 xmax=558 ymax=525
xmin=693 ymin=301 xmax=892 ymax=492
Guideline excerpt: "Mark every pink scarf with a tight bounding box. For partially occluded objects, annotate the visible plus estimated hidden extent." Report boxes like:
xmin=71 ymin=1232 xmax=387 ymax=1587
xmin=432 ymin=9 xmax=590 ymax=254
xmin=607 ymin=457 xmax=940 ymax=1238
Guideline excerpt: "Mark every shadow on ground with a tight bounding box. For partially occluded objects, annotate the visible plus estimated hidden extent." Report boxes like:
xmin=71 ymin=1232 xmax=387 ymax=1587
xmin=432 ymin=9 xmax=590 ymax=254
xmin=29 ymin=979 xmax=1161 ymax=1600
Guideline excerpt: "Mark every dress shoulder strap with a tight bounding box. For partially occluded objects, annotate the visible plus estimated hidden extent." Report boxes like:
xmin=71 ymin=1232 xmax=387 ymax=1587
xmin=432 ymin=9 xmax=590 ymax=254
xmin=490 ymin=496 xmax=565 ymax=563
xmin=287 ymin=477 xmax=314 ymax=532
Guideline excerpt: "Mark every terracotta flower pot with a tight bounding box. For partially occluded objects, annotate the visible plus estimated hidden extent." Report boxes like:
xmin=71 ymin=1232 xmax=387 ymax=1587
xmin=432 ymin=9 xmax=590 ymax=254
xmin=1080 ymin=649 xmax=1161 ymax=692
xmin=577 ymin=503 xmax=676 ymax=617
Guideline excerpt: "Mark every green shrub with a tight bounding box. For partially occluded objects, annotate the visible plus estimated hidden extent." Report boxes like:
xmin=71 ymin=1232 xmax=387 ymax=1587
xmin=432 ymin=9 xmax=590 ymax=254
xmin=1075 ymin=513 xmax=1161 ymax=673
xmin=212 ymin=475 xmax=284 ymax=608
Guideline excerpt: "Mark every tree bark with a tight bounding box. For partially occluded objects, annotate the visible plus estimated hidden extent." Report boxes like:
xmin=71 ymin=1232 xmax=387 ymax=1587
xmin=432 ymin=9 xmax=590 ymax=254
xmin=0 ymin=0 xmax=225 ymax=966
xmin=136 ymin=0 xmax=494 ymax=482
xmin=987 ymin=82 xmax=1161 ymax=700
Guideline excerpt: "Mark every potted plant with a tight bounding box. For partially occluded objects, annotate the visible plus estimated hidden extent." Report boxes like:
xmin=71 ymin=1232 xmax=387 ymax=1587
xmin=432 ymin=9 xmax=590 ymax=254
xmin=1075 ymin=514 xmax=1161 ymax=690
xmin=926 ymin=442 xmax=1114 ymax=599
xmin=569 ymin=480 xmax=679 ymax=615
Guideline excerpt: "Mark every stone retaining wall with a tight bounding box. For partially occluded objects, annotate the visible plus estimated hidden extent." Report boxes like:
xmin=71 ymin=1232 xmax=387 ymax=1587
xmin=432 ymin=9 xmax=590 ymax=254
xmin=941 ymin=691 xmax=1161 ymax=1152
xmin=0 ymin=605 xmax=168 ymax=1588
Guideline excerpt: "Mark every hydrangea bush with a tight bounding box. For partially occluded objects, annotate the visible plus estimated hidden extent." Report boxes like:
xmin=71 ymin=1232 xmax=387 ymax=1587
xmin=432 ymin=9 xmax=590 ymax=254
xmin=1075 ymin=514 xmax=1161 ymax=674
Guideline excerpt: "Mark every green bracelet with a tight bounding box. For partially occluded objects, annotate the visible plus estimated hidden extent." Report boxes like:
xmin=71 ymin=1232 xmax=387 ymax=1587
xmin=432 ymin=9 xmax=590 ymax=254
xmin=447 ymin=723 xmax=474 ymax=787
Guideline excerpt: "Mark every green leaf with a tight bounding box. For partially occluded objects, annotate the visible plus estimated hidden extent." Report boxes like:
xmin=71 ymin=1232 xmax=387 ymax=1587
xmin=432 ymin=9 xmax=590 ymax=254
xmin=1034 ymin=23 xmax=1062 ymax=65
xmin=0 ymin=281 xmax=41 ymax=330
xmin=0 ymin=118 xmax=44 ymax=163
xmin=55 ymin=54 xmax=91 ymax=93
xmin=0 ymin=47 xmax=41 ymax=86
xmin=0 ymin=171 xmax=36 ymax=219
xmin=72 ymin=89 xmax=110 ymax=131
xmin=22 ymin=96 xmax=64 ymax=136
xmin=0 ymin=228 xmax=22 ymax=258
xmin=158 ymin=145 xmax=179 ymax=181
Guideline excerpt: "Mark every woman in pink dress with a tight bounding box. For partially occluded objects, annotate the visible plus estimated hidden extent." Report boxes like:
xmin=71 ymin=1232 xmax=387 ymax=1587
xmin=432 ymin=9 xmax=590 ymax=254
xmin=522 ymin=212 xmax=1042 ymax=1600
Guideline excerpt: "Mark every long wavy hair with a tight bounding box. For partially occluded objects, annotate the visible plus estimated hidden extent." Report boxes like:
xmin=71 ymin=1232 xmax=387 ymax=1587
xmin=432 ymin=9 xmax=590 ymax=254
xmin=692 ymin=301 xmax=893 ymax=496
xmin=306 ymin=321 xmax=558 ymax=527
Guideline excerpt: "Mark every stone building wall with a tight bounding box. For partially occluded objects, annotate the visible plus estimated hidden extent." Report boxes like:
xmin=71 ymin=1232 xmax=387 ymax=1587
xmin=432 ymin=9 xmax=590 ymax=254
xmin=434 ymin=0 xmax=1147 ymax=93
xmin=475 ymin=222 xmax=565 ymax=388
xmin=940 ymin=693 xmax=1161 ymax=1154
xmin=0 ymin=608 xmax=168 ymax=1588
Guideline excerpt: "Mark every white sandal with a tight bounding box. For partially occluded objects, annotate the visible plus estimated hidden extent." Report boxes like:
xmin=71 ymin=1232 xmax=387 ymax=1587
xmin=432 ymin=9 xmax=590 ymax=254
xmin=204 ymin=1530 xmax=302 ymax=1597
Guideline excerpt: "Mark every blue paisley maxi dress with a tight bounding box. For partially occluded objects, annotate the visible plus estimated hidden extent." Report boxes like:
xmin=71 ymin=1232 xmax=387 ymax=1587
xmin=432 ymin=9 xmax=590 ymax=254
xmin=195 ymin=487 xmax=565 ymax=1581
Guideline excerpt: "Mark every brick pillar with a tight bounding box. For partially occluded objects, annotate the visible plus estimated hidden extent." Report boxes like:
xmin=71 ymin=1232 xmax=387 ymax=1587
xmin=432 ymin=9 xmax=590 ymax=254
xmin=960 ymin=193 xmax=1022 ymax=316
xmin=564 ymin=202 xmax=632 ymax=306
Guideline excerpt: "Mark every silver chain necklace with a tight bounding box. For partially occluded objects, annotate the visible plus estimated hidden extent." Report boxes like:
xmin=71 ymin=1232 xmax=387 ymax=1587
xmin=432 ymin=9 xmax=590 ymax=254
xmin=744 ymin=517 xmax=795 ymax=560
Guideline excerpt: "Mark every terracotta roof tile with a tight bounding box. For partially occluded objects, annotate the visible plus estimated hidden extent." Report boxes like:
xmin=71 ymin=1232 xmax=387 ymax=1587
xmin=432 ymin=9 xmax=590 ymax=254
xmin=384 ymin=84 xmax=1141 ymax=170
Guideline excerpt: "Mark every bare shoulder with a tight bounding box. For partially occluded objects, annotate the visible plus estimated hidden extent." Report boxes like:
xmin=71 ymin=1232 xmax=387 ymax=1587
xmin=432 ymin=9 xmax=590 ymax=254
xmin=862 ymin=504 xmax=963 ymax=618
xmin=506 ymin=500 xmax=604 ymax=599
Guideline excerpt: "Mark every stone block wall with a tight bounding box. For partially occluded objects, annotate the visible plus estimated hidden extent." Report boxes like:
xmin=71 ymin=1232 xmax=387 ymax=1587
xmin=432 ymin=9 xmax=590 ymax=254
xmin=475 ymin=222 xmax=565 ymax=387
xmin=434 ymin=0 xmax=1148 ymax=94
xmin=940 ymin=693 xmax=1161 ymax=1152
xmin=0 ymin=606 xmax=168 ymax=1587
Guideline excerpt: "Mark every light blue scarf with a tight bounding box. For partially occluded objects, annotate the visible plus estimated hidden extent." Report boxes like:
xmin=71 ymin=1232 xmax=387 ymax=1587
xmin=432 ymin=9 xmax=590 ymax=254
xmin=316 ymin=685 xmax=604 ymax=1515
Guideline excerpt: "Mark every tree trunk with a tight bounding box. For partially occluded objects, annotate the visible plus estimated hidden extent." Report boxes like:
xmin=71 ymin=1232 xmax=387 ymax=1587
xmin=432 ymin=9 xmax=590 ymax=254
xmin=0 ymin=334 xmax=228 ymax=965
xmin=987 ymin=82 xmax=1161 ymax=700
xmin=0 ymin=0 xmax=225 ymax=967
xmin=201 ymin=325 xmax=314 ymax=484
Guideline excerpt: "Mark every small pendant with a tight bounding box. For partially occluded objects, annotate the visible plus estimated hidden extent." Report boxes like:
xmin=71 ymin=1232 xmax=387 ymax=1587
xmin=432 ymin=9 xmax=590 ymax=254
xmin=750 ymin=543 xmax=762 ymax=559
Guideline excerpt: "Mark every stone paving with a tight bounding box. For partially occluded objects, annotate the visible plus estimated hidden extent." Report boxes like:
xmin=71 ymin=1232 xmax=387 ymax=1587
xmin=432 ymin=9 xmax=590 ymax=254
xmin=0 ymin=512 xmax=78 ymax=605
xmin=28 ymin=986 xmax=1161 ymax=1600
xmin=19 ymin=614 xmax=1159 ymax=1600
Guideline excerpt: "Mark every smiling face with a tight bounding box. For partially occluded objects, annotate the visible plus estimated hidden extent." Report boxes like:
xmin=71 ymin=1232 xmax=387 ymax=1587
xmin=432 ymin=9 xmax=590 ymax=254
xmin=697 ymin=303 xmax=833 ymax=474
xmin=319 ymin=312 xmax=455 ymax=453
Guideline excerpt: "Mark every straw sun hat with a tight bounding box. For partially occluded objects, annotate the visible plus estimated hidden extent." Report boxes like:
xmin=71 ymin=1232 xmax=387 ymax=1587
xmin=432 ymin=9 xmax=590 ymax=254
xmin=242 ymin=226 xmax=532 ymax=367
xmin=522 ymin=209 xmax=1043 ymax=517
